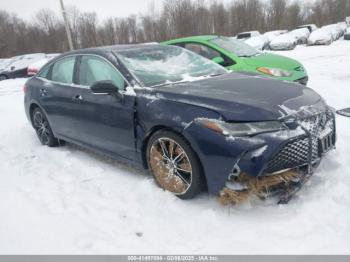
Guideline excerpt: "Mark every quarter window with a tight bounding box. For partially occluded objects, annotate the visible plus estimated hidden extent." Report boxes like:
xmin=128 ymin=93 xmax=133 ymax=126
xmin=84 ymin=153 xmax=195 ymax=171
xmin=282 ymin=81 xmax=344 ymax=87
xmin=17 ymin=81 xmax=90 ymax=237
xmin=38 ymin=66 xmax=50 ymax=79
xmin=51 ymin=56 xmax=76 ymax=84
xmin=78 ymin=56 xmax=125 ymax=90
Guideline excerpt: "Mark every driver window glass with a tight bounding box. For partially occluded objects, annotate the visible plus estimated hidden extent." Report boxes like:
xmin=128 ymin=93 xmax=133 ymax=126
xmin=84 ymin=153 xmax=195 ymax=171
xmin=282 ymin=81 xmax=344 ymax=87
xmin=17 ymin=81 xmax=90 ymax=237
xmin=184 ymin=43 xmax=221 ymax=60
xmin=78 ymin=56 xmax=125 ymax=89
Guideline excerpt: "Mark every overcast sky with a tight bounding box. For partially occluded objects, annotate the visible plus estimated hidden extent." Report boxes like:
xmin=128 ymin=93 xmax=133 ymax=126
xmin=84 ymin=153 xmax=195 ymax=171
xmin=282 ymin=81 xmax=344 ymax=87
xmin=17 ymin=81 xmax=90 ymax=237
xmin=3 ymin=0 xmax=317 ymax=22
xmin=4 ymin=0 xmax=236 ymax=21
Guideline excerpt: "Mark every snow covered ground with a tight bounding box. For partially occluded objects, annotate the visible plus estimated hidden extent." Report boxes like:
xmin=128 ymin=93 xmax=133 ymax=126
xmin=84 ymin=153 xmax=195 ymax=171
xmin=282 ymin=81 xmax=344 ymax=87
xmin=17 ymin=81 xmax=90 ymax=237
xmin=0 ymin=40 xmax=350 ymax=255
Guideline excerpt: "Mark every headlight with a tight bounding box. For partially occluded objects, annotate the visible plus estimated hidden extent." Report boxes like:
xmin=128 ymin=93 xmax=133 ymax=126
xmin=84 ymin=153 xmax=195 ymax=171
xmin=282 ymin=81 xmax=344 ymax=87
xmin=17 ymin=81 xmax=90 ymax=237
xmin=257 ymin=67 xmax=292 ymax=77
xmin=197 ymin=119 xmax=286 ymax=137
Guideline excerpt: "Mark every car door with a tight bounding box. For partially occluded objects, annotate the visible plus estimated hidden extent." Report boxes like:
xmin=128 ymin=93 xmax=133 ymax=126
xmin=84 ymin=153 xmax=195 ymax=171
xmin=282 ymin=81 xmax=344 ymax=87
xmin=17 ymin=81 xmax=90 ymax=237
xmin=70 ymin=54 xmax=136 ymax=160
xmin=37 ymin=55 xmax=79 ymax=137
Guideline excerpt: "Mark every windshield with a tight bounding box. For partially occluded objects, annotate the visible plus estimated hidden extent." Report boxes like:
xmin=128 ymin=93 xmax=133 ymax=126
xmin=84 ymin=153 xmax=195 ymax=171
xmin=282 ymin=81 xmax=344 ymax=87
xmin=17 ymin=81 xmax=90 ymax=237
xmin=210 ymin=37 xmax=260 ymax=57
xmin=116 ymin=45 xmax=227 ymax=87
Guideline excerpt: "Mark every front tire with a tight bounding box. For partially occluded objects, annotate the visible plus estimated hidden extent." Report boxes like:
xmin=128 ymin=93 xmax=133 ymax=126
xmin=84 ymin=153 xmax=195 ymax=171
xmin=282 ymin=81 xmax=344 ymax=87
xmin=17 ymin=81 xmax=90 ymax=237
xmin=146 ymin=130 xmax=204 ymax=200
xmin=32 ymin=107 xmax=59 ymax=147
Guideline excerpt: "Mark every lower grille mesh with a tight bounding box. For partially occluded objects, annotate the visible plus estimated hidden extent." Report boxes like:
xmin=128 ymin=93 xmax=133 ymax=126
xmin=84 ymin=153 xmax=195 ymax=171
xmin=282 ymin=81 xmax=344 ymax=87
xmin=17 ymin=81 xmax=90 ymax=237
xmin=266 ymin=112 xmax=335 ymax=173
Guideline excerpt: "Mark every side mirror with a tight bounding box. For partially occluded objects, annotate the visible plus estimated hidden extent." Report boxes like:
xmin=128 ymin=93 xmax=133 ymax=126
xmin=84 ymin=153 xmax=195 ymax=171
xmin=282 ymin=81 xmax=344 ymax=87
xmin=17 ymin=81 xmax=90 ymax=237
xmin=212 ymin=56 xmax=225 ymax=66
xmin=336 ymin=108 xmax=350 ymax=117
xmin=90 ymin=80 xmax=123 ymax=101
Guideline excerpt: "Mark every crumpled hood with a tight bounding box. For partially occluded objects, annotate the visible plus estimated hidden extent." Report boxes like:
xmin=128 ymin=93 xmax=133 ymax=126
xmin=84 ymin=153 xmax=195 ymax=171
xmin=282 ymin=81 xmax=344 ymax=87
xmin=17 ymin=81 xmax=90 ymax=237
xmin=153 ymin=72 xmax=324 ymax=122
xmin=242 ymin=52 xmax=302 ymax=71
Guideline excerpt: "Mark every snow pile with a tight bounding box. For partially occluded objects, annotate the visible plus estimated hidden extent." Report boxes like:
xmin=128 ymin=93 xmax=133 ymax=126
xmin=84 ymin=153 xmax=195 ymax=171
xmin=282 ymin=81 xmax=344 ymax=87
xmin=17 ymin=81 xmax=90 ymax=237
xmin=1 ymin=40 xmax=350 ymax=254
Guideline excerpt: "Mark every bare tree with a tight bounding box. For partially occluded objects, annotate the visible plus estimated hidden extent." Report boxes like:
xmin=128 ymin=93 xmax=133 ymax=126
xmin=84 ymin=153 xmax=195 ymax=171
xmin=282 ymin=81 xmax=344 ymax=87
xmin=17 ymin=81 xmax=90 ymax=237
xmin=1 ymin=0 xmax=350 ymax=57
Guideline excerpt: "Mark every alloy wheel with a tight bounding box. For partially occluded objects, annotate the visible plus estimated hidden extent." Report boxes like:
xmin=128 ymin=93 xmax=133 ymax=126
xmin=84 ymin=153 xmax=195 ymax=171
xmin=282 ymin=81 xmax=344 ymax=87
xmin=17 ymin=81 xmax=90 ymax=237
xmin=149 ymin=138 xmax=193 ymax=195
xmin=33 ymin=110 xmax=52 ymax=145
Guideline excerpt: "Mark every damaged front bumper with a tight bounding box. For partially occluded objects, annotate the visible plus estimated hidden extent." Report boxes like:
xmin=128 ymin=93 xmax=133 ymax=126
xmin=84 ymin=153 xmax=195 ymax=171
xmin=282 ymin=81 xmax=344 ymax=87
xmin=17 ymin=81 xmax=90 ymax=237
xmin=219 ymin=110 xmax=336 ymax=204
xmin=184 ymin=106 xmax=336 ymax=204
xmin=219 ymin=169 xmax=313 ymax=205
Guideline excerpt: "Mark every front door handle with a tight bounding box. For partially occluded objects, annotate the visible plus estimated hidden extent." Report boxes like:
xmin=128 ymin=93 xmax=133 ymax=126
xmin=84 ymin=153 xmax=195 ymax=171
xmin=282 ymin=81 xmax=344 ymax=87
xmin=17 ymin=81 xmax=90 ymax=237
xmin=72 ymin=94 xmax=83 ymax=103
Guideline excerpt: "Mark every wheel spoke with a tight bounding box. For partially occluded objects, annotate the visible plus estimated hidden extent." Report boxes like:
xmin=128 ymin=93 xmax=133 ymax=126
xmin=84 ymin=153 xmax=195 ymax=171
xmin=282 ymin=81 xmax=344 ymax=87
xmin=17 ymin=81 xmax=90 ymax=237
xmin=168 ymin=140 xmax=176 ymax=159
xmin=175 ymin=170 xmax=190 ymax=186
xmin=177 ymin=160 xmax=192 ymax=173
xmin=33 ymin=114 xmax=42 ymax=127
xmin=34 ymin=113 xmax=42 ymax=124
xmin=37 ymin=127 xmax=44 ymax=135
xmin=150 ymin=146 xmax=165 ymax=162
xmin=159 ymin=140 xmax=170 ymax=159
xmin=174 ymin=151 xmax=185 ymax=163
xmin=176 ymin=167 xmax=191 ymax=173
xmin=41 ymin=131 xmax=49 ymax=144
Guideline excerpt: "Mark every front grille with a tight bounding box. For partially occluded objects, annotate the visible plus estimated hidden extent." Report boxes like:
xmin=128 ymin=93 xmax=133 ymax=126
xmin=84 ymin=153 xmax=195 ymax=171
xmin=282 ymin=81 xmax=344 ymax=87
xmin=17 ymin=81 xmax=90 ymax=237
xmin=266 ymin=112 xmax=335 ymax=174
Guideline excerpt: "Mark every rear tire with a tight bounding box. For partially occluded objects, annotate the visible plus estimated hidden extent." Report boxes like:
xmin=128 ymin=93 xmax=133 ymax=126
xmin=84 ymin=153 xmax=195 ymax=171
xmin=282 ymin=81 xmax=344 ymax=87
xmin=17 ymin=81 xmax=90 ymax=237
xmin=0 ymin=75 xmax=8 ymax=81
xmin=32 ymin=107 xmax=59 ymax=147
xmin=146 ymin=130 xmax=204 ymax=200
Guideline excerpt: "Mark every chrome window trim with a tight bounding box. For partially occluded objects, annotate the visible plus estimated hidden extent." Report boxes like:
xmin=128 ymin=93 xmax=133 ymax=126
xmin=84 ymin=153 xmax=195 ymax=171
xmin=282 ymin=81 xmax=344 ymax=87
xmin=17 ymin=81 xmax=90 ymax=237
xmin=37 ymin=53 xmax=134 ymax=94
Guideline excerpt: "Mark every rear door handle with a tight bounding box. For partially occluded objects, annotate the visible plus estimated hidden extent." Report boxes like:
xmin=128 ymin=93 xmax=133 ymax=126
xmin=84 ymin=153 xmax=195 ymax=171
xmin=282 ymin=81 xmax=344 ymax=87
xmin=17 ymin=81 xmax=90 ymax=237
xmin=72 ymin=94 xmax=83 ymax=103
xmin=39 ymin=88 xmax=47 ymax=96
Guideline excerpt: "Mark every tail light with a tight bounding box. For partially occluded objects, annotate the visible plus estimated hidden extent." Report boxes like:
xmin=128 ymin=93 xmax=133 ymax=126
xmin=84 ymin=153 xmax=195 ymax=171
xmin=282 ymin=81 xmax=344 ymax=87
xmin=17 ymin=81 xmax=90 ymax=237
xmin=22 ymin=84 xmax=27 ymax=93
xmin=27 ymin=67 xmax=38 ymax=76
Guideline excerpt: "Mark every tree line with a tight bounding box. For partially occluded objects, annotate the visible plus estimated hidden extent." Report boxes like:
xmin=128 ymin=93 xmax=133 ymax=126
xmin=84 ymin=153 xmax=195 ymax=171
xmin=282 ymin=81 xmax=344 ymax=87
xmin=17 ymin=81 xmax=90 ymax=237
xmin=0 ymin=0 xmax=349 ymax=58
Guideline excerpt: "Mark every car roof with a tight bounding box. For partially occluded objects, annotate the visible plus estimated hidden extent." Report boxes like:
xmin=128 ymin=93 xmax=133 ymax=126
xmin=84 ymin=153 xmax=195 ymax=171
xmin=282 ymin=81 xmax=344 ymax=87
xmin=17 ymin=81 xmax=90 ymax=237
xmin=238 ymin=31 xmax=259 ymax=34
xmin=162 ymin=35 xmax=219 ymax=44
xmin=61 ymin=43 xmax=164 ymax=57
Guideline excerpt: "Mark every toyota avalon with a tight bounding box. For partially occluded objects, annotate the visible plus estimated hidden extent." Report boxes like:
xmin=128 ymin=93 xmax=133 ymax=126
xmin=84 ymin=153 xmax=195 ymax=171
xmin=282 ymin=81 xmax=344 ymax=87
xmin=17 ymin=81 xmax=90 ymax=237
xmin=24 ymin=44 xmax=336 ymax=204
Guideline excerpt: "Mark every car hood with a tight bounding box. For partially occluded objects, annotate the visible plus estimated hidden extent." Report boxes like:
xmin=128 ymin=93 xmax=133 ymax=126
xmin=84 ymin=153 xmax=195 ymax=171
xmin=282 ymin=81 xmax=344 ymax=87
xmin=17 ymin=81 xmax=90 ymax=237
xmin=241 ymin=52 xmax=302 ymax=71
xmin=152 ymin=73 xmax=323 ymax=122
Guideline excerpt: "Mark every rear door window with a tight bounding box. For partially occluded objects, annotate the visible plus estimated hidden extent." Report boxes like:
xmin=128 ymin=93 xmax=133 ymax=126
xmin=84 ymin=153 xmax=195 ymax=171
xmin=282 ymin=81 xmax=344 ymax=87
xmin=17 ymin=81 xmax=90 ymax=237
xmin=38 ymin=66 xmax=50 ymax=79
xmin=78 ymin=55 xmax=125 ymax=90
xmin=51 ymin=56 xmax=76 ymax=84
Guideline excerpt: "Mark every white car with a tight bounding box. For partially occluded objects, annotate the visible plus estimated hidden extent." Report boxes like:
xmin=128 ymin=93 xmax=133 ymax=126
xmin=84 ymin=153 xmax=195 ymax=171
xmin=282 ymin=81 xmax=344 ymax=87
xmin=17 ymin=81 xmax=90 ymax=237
xmin=337 ymin=22 xmax=348 ymax=34
xmin=307 ymin=29 xmax=333 ymax=45
xmin=263 ymin=30 xmax=288 ymax=42
xmin=288 ymin=28 xmax=310 ymax=44
xmin=0 ymin=53 xmax=46 ymax=80
xmin=236 ymin=31 xmax=260 ymax=40
xmin=27 ymin=54 xmax=60 ymax=76
xmin=244 ymin=35 xmax=269 ymax=50
xmin=0 ymin=58 xmax=12 ymax=71
xmin=344 ymin=27 xmax=350 ymax=40
xmin=269 ymin=34 xmax=297 ymax=50
xmin=297 ymin=24 xmax=318 ymax=33
xmin=322 ymin=24 xmax=342 ymax=40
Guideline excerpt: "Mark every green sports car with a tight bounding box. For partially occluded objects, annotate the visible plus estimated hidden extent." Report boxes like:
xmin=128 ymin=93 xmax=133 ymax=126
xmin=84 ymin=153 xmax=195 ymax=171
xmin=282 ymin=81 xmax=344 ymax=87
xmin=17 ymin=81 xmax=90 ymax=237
xmin=162 ymin=35 xmax=308 ymax=85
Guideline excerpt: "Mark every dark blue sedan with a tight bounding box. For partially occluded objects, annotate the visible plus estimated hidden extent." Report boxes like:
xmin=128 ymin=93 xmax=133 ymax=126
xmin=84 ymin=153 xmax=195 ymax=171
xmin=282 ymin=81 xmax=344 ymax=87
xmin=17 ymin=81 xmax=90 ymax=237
xmin=24 ymin=44 xmax=336 ymax=204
